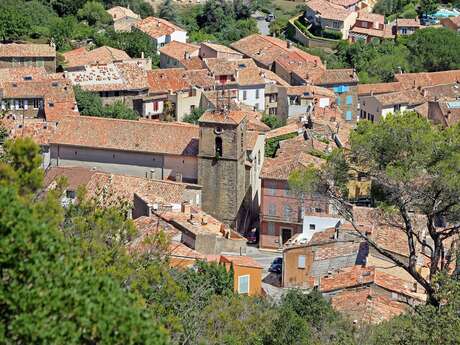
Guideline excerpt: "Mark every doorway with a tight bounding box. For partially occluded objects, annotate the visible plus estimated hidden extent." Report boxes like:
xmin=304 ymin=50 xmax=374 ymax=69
xmin=281 ymin=228 xmax=292 ymax=244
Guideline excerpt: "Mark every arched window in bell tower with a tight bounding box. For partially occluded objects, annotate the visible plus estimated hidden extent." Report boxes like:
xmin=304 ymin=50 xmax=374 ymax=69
xmin=215 ymin=136 xmax=223 ymax=157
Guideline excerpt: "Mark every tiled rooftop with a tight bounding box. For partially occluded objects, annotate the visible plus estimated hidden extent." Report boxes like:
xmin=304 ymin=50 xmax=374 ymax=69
xmin=63 ymin=46 xmax=130 ymax=68
xmin=147 ymin=68 xmax=192 ymax=93
xmin=65 ymin=60 xmax=149 ymax=92
xmin=306 ymin=0 xmax=354 ymax=21
xmin=331 ymin=287 xmax=408 ymax=324
xmin=204 ymin=58 xmax=265 ymax=86
xmin=261 ymin=150 xmax=324 ymax=180
xmin=396 ymin=18 xmax=421 ymax=27
xmin=316 ymin=69 xmax=359 ymax=85
xmin=159 ymin=41 xmax=199 ymax=60
xmin=395 ymin=70 xmax=460 ymax=89
xmin=199 ymin=109 xmax=248 ymax=125
xmin=357 ymin=82 xmax=402 ymax=96
xmin=107 ymin=6 xmax=140 ymax=20
xmin=0 ymin=68 xmax=78 ymax=121
xmin=0 ymin=43 xmax=55 ymax=57
xmin=134 ymin=16 xmax=185 ymax=39
xmin=50 ymin=116 xmax=199 ymax=156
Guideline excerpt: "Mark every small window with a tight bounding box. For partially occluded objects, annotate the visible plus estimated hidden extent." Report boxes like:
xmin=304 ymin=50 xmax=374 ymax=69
xmin=243 ymin=90 xmax=247 ymax=100
xmin=267 ymin=222 xmax=275 ymax=235
xmin=283 ymin=205 xmax=291 ymax=219
xmin=215 ymin=136 xmax=223 ymax=157
xmin=314 ymin=207 xmax=322 ymax=213
xmin=309 ymin=224 xmax=316 ymax=230
xmin=238 ymin=275 xmax=250 ymax=294
xmin=333 ymin=21 xmax=340 ymax=29
xmin=66 ymin=190 xmax=76 ymax=199
xmin=346 ymin=95 xmax=353 ymax=105
xmin=255 ymin=89 xmax=260 ymax=99
xmin=153 ymin=101 xmax=159 ymax=112
xmin=298 ymin=255 xmax=306 ymax=269
xmin=268 ymin=203 xmax=276 ymax=216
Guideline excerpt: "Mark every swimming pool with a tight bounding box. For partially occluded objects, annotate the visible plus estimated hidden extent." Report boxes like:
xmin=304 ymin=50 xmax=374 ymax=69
xmin=434 ymin=8 xmax=460 ymax=18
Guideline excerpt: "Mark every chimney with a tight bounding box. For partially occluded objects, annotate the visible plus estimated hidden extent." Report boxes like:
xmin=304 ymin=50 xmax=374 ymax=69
xmin=184 ymin=51 xmax=191 ymax=60
xmin=201 ymin=215 xmax=208 ymax=225
xmin=141 ymin=51 xmax=144 ymax=59
xmin=287 ymin=40 xmax=292 ymax=48
xmin=181 ymin=201 xmax=191 ymax=214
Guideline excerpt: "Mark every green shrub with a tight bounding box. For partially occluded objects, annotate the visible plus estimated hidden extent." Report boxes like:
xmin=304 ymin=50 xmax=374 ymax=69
xmin=322 ymin=28 xmax=342 ymax=40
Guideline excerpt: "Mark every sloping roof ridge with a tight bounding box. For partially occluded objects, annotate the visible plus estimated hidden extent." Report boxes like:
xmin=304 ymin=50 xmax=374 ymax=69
xmin=74 ymin=115 xmax=198 ymax=127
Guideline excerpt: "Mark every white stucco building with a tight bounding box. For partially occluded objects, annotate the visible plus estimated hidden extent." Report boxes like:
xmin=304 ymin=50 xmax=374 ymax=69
xmin=133 ymin=17 xmax=187 ymax=52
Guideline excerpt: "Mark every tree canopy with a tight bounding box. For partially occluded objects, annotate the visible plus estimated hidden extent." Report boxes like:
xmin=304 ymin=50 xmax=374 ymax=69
xmin=289 ymin=112 xmax=460 ymax=306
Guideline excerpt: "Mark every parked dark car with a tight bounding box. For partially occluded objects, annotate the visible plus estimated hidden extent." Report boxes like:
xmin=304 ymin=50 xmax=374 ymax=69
xmin=265 ymin=13 xmax=275 ymax=22
xmin=269 ymin=257 xmax=283 ymax=274
xmin=246 ymin=229 xmax=258 ymax=245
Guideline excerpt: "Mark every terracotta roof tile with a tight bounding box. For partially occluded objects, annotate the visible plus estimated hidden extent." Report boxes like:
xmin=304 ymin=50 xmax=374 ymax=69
xmin=65 ymin=60 xmax=149 ymax=92
xmin=134 ymin=16 xmax=185 ymax=38
xmin=275 ymin=51 xmax=325 ymax=82
xmin=396 ymin=18 xmax=421 ymax=27
xmin=331 ymin=287 xmax=408 ymax=324
xmin=0 ymin=43 xmax=55 ymax=58
xmin=395 ymin=70 xmax=460 ymax=89
xmin=357 ymin=10 xmax=385 ymax=23
xmin=199 ymin=109 xmax=248 ymax=125
xmin=0 ymin=69 xmax=78 ymax=121
xmin=357 ymin=82 xmax=402 ymax=96
xmin=63 ymin=46 xmax=130 ymax=68
xmin=266 ymin=122 xmax=300 ymax=139
xmin=441 ymin=16 xmax=460 ymax=28
xmin=316 ymin=69 xmax=358 ymax=85
xmin=107 ymin=6 xmax=140 ymax=20
xmin=373 ymin=89 xmax=426 ymax=106
xmin=181 ymin=56 xmax=205 ymax=70
xmin=200 ymin=42 xmax=242 ymax=55
xmin=261 ymin=150 xmax=324 ymax=180
xmin=0 ymin=67 xmax=48 ymax=82
xmin=183 ymin=69 xmax=215 ymax=89
xmin=147 ymin=68 xmax=191 ymax=93
xmin=350 ymin=25 xmax=395 ymax=39
xmin=204 ymin=58 xmax=264 ymax=86
xmin=160 ymin=41 xmax=199 ymax=60
xmin=305 ymin=0 xmax=355 ymax=21
xmin=44 ymin=166 xmax=99 ymax=190
xmin=221 ymin=255 xmax=263 ymax=269
xmin=231 ymin=34 xmax=311 ymax=68
xmin=50 ymin=116 xmax=199 ymax=156
xmin=1 ymin=118 xmax=60 ymax=145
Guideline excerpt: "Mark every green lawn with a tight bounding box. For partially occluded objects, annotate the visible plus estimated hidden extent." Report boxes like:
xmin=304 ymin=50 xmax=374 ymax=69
xmin=273 ymin=0 xmax=303 ymax=15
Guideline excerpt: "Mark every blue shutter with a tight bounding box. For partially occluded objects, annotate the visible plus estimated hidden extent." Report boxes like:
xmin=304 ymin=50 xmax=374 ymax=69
xmin=337 ymin=97 xmax=341 ymax=106
xmin=333 ymin=86 xmax=340 ymax=93
xmin=346 ymin=110 xmax=352 ymax=121
xmin=346 ymin=95 xmax=353 ymax=105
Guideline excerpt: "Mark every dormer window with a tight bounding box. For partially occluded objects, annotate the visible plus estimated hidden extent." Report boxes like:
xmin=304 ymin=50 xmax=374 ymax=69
xmin=24 ymin=76 xmax=32 ymax=81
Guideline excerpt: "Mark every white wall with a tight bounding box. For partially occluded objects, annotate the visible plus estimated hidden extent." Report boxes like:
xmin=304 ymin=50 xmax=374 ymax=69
xmin=302 ymin=215 xmax=342 ymax=241
xmin=143 ymin=99 xmax=164 ymax=117
xmin=154 ymin=31 xmax=187 ymax=51
xmin=238 ymin=87 xmax=265 ymax=111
